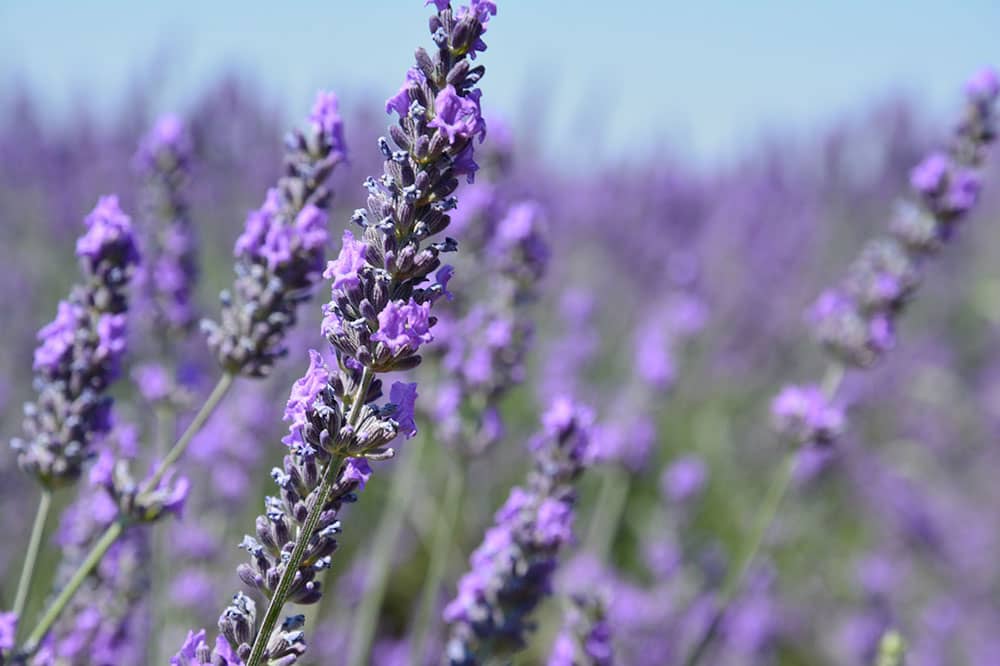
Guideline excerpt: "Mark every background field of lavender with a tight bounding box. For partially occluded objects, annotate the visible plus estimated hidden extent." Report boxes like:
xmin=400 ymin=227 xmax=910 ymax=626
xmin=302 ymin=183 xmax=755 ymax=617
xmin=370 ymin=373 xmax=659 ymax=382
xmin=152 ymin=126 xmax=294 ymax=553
xmin=2 ymin=3 xmax=1000 ymax=665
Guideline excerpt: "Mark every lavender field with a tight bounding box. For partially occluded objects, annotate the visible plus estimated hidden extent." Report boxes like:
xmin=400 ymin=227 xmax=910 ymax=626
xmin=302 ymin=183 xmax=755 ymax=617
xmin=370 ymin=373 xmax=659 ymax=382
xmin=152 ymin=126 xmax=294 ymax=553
xmin=1 ymin=2 xmax=999 ymax=665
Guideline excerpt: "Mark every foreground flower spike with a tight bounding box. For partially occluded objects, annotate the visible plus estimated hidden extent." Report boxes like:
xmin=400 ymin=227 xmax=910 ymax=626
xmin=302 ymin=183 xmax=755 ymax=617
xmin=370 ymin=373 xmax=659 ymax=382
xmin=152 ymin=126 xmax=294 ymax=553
xmin=177 ymin=4 xmax=499 ymax=664
xmin=134 ymin=114 xmax=199 ymax=336
xmin=202 ymin=91 xmax=348 ymax=377
xmin=444 ymin=397 xmax=594 ymax=665
xmin=811 ymin=67 xmax=998 ymax=368
xmin=548 ymin=594 xmax=614 ymax=666
xmin=12 ymin=195 xmax=140 ymax=486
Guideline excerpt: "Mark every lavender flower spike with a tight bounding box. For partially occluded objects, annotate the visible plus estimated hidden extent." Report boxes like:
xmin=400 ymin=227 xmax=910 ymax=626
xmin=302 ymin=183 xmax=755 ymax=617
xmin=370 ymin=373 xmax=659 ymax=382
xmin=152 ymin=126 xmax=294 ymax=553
xmin=548 ymin=594 xmax=614 ymax=666
xmin=179 ymin=3 xmax=500 ymax=663
xmin=134 ymin=114 xmax=199 ymax=335
xmin=12 ymin=195 xmax=140 ymax=486
xmin=444 ymin=397 xmax=594 ymax=664
xmin=202 ymin=91 xmax=348 ymax=377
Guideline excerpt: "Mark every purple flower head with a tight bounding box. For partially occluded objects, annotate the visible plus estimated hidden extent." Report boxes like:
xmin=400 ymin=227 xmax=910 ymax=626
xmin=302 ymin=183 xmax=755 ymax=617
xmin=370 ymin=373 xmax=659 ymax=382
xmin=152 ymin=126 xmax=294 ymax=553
xmin=432 ymin=265 xmax=455 ymax=303
xmin=136 ymin=113 xmax=190 ymax=170
xmin=910 ymin=153 xmax=950 ymax=196
xmin=132 ymin=361 xmax=172 ymax=402
xmin=342 ymin=457 xmax=373 ymax=490
xmin=428 ymin=85 xmax=486 ymax=144
xmin=426 ymin=0 xmax=451 ymax=10
xmin=234 ymin=189 xmax=281 ymax=258
xmin=771 ymin=384 xmax=845 ymax=447
xmin=966 ymin=67 xmax=1000 ymax=101
xmin=386 ymin=67 xmax=427 ymax=118
xmin=309 ymin=90 xmax=348 ymax=160
xmin=945 ymin=168 xmax=982 ymax=213
xmin=282 ymin=349 xmax=330 ymax=446
xmin=452 ymin=142 xmax=480 ymax=183
xmin=76 ymin=195 xmax=140 ymax=268
xmin=172 ymin=629 xmax=208 ymax=666
xmin=372 ymin=298 xmax=434 ymax=354
xmin=293 ymin=204 xmax=330 ymax=253
xmin=661 ymin=455 xmax=708 ymax=503
xmin=324 ymin=229 xmax=368 ymax=292
xmin=0 ymin=611 xmax=16 ymax=650
xmin=390 ymin=381 xmax=419 ymax=439
xmin=536 ymin=496 xmax=574 ymax=546
xmin=96 ymin=313 xmax=128 ymax=376
xmin=541 ymin=396 xmax=594 ymax=441
xmin=33 ymin=300 xmax=81 ymax=372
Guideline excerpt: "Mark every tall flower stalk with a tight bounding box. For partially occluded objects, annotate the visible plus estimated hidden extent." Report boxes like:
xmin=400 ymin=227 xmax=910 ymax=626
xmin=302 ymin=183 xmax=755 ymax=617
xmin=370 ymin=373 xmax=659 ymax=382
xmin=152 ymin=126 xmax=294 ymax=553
xmin=14 ymin=92 xmax=348 ymax=659
xmin=7 ymin=195 xmax=139 ymax=636
xmin=172 ymin=2 xmax=499 ymax=664
xmin=683 ymin=67 xmax=998 ymax=666
xmin=443 ymin=397 xmax=594 ymax=665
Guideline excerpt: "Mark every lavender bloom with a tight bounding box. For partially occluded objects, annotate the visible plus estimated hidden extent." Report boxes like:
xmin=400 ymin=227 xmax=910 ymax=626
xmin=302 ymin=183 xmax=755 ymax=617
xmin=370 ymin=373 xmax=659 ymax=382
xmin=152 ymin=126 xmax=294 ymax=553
xmin=661 ymin=455 xmax=708 ymax=503
xmin=770 ymin=384 xmax=844 ymax=447
xmin=444 ymin=398 xmax=593 ymax=664
xmin=0 ymin=613 xmax=16 ymax=652
xmin=202 ymin=91 xmax=348 ymax=377
xmin=183 ymin=5 xmax=500 ymax=661
xmin=812 ymin=69 xmax=997 ymax=368
xmin=12 ymin=196 xmax=139 ymax=486
xmin=133 ymin=114 xmax=199 ymax=335
xmin=548 ymin=595 xmax=614 ymax=666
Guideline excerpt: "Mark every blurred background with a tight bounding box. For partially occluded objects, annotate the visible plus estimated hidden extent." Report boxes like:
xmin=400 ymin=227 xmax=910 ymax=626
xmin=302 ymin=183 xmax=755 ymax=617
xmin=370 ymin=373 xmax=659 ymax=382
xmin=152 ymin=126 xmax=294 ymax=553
xmin=2 ymin=1 xmax=1000 ymax=664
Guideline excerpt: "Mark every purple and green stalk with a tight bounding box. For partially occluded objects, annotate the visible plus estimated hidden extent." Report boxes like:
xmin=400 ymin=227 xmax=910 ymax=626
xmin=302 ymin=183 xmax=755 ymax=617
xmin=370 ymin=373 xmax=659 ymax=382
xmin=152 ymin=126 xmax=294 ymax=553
xmin=548 ymin=593 xmax=614 ymax=666
xmin=134 ymin=114 xmax=199 ymax=341
xmin=202 ymin=91 xmax=348 ymax=378
xmin=443 ymin=397 xmax=594 ymax=665
xmin=173 ymin=2 xmax=497 ymax=664
xmin=685 ymin=67 xmax=998 ymax=666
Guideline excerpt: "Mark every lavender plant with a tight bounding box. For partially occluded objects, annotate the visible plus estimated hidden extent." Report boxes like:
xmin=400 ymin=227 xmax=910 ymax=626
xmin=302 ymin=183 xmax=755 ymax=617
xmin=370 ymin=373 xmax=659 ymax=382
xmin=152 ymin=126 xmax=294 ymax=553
xmin=6 ymin=195 xmax=139 ymax=642
xmin=443 ymin=397 xmax=594 ymax=665
xmin=548 ymin=594 xmax=614 ymax=666
xmin=172 ymin=2 xmax=498 ymax=664
xmin=684 ymin=67 xmax=999 ymax=665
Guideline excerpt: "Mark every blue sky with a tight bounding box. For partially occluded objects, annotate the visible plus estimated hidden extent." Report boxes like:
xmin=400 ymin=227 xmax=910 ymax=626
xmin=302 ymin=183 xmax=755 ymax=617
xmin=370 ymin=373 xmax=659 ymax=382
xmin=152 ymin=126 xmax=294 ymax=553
xmin=1 ymin=1 xmax=998 ymax=163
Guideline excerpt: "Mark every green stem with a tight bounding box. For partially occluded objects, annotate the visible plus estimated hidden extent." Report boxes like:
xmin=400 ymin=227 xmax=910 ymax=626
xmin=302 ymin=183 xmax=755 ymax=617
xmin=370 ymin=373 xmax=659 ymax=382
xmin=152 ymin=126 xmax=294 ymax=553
xmin=346 ymin=434 xmax=427 ymax=666
xmin=22 ymin=520 xmax=125 ymax=656
xmin=12 ymin=490 xmax=52 ymax=623
xmin=583 ymin=465 xmax=631 ymax=561
xmin=144 ymin=372 xmax=234 ymax=492
xmin=246 ymin=454 xmax=344 ymax=666
xmin=409 ymin=454 xmax=464 ymax=664
xmin=247 ymin=367 xmax=374 ymax=666
xmin=684 ymin=363 xmax=844 ymax=666
xmin=17 ymin=373 xmax=235 ymax=657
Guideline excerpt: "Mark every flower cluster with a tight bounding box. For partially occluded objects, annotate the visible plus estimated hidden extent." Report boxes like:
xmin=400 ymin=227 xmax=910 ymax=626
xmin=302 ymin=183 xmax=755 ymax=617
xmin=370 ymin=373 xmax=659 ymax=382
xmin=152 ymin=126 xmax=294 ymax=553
xmin=770 ymin=384 xmax=845 ymax=448
xmin=548 ymin=594 xmax=614 ymax=666
xmin=12 ymin=196 xmax=140 ymax=486
xmin=202 ymin=92 xmax=348 ymax=377
xmin=133 ymin=114 xmax=199 ymax=336
xmin=811 ymin=68 xmax=998 ymax=368
xmin=177 ymin=3 xmax=499 ymax=662
xmin=444 ymin=397 xmax=594 ymax=664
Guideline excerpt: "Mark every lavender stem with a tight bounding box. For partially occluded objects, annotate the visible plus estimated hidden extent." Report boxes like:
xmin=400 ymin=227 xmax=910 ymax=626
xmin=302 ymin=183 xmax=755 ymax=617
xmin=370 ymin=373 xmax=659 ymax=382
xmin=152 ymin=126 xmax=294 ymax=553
xmin=18 ymin=372 xmax=235 ymax=656
xmin=247 ymin=367 xmax=373 ymax=666
xmin=12 ymin=489 xmax=52 ymax=622
xmin=21 ymin=518 xmax=125 ymax=656
xmin=346 ymin=432 xmax=428 ymax=666
xmin=583 ymin=466 xmax=631 ymax=562
xmin=684 ymin=363 xmax=845 ymax=666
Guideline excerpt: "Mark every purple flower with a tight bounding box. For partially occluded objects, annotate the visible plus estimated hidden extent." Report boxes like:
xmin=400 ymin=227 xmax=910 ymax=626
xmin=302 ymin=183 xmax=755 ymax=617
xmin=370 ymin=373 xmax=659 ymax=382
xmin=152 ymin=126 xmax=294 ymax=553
xmin=342 ymin=457 xmax=373 ymax=490
xmin=309 ymin=90 xmax=348 ymax=160
xmin=390 ymin=381 xmax=419 ymax=439
xmin=426 ymin=0 xmax=451 ymax=11
xmin=324 ymin=229 xmax=368 ymax=291
xmin=771 ymin=384 xmax=844 ymax=446
xmin=132 ymin=362 xmax=172 ymax=402
xmin=76 ymin=195 xmax=140 ymax=267
xmin=372 ymin=298 xmax=434 ymax=354
xmin=234 ymin=189 xmax=281 ymax=258
xmin=910 ymin=153 xmax=950 ymax=195
xmin=428 ymin=85 xmax=486 ymax=143
xmin=966 ymin=66 xmax=1000 ymax=101
xmin=282 ymin=349 xmax=330 ymax=446
xmin=0 ymin=612 xmax=16 ymax=650
xmin=385 ymin=67 xmax=426 ymax=118
xmin=661 ymin=455 xmax=708 ymax=503
xmin=33 ymin=300 xmax=80 ymax=372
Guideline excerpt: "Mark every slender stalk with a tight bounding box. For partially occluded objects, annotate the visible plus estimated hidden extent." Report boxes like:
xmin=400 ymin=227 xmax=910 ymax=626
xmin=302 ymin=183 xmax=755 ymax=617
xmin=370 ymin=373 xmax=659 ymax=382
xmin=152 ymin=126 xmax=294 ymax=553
xmin=18 ymin=373 xmax=235 ymax=656
xmin=346 ymin=433 xmax=427 ymax=666
xmin=684 ymin=363 xmax=844 ymax=666
xmin=583 ymin=465 xmax=631 ymax=561
xmin=12 ymin=490 xmax=53 ymax=623
xmin=247 ymin=367 xmax=373 ymax=666
xmin=21 ymin=520 xmax=125 ymax=656
xmin=144 ymin=372 xmax=234 ymax=492
xmin=409 ymin=453 xmax=465 ymax=664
